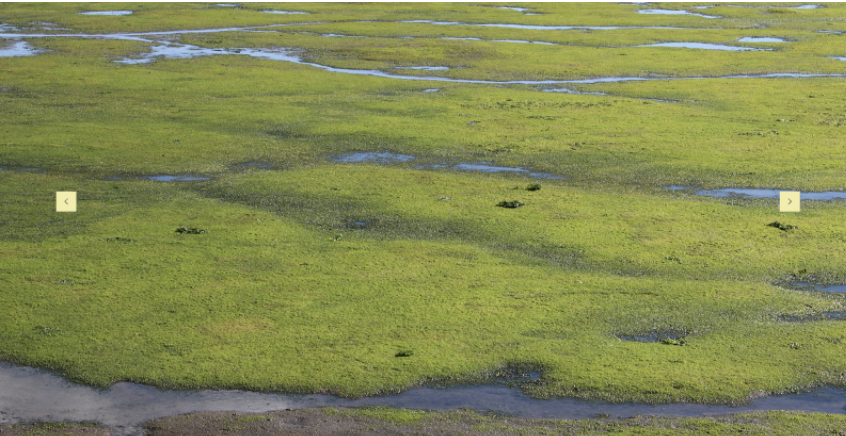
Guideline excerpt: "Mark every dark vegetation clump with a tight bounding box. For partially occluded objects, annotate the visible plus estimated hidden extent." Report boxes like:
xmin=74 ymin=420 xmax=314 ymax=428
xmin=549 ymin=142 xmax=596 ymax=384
xmin=526 ymin=183 xmax=541 ymax=191
xmin=105 ymin=237 xmax=133 ymax=243
xmin=395 ymin=350 xmax=414 ymax=357
xmin=175 ymin=227 xmax=206 ymax=234
xmin=661 ymin=337 xmax=686 ymax=346
xmin=497 ymin=200 xmax=524 ymax=208
xmin=768 ymin=221 xmax=798 ymax=231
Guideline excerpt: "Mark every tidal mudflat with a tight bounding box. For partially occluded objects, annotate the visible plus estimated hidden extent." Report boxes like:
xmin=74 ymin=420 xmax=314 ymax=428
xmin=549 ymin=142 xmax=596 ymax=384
xmin=3 ymin=2 xmax=846 ymax=434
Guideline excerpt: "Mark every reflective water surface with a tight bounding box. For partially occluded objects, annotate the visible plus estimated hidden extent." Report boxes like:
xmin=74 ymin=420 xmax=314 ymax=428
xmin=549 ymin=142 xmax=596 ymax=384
xmin=636 ymin=9 xmax=719 ymax=18
xmin=77 ymin=11 xmax=133 ymax=16
xmin=638 ymin=42 xmax=767 ymax=51
xmin=738 ymin=36 xmax=788 ymax=42
xmin=0 ymin=41 xmax=44 ymax=57
xmin=2 ymin=361 xmax=846 ymax=432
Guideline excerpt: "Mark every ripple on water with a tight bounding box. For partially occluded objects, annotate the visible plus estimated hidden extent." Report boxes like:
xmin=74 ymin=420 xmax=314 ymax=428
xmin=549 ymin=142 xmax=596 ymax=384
xmin=77 ymin=11 xmax=133 ymax=16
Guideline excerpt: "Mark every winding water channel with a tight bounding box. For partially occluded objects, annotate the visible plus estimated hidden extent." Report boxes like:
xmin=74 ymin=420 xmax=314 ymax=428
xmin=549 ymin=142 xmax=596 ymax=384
xmin=2 ymin=361 xmax=845 ymax=432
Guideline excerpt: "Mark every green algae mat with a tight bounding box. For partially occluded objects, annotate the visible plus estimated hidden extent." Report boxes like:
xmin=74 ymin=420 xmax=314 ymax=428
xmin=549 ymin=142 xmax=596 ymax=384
xmin=2 ymin=2 xmax=846 ymax=410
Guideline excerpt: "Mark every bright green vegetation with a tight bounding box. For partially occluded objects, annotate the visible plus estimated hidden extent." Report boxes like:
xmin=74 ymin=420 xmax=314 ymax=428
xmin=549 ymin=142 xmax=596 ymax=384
xmin=2 ymin=0 xmax=846 ymax=413
xmin=326 ymin=408 xmax=846 ymax=435
xmin=7 ymin=409 xmax=846 ymax=435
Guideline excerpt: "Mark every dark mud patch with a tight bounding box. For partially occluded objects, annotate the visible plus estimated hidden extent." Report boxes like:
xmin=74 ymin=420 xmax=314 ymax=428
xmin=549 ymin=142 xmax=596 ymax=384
xmin=616 ymin=331 xmax=687 ymax=344
xmin=780 ymin=311 xmax=846 ymax=322
xmin=228 ymin=161 xmax=275 ymax=171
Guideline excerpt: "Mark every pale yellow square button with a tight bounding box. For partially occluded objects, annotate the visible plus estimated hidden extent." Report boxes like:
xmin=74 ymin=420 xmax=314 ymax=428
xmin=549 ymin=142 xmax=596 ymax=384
xmin=56 ymin=191 xmax=76 ymax=212
xmin=780 ymin=191 xmax=800 ymax=212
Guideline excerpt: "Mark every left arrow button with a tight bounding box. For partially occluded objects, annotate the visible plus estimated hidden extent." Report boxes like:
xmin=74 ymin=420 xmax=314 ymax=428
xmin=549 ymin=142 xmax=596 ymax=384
xmin=57 ymin=192 xmax=77 ymax=212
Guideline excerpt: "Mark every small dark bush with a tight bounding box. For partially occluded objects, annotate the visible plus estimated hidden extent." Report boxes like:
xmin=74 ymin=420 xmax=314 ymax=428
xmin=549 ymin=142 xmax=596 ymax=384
xmin=497 ymin=200 xmax=524 ymax=208
xmin=526 ymin=183 xmax=541 ymax=191
xmin=395 ymin=350 xmax=414 ymax=357
xmin=768 ymin=221 xmax=797 ymax=231
xmin=175 ymin=227 xmax=206 ymax=234
xmin=661 ymin=338 xmax=686 ymax=346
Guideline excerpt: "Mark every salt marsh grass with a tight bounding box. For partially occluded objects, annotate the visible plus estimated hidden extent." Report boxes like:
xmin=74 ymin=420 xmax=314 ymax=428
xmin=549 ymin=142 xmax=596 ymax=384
xmin=2 ymin=2 xmax=846 ymax=418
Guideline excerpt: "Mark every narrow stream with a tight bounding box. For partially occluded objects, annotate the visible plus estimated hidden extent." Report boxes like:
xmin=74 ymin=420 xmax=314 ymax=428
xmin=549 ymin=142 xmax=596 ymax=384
xmin=1 ymin=361 xmax=845 ymax=433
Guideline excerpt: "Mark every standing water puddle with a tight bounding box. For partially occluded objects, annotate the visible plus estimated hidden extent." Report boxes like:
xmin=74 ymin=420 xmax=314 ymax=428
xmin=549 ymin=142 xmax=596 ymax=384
xmin=396 ymin=66 xmax=450 ymax=70
xmin=491 ymin=6 xmax=532 ymax=12
xmin=781 ymin=312 xmax=846 ymax=322
xmin=449 ymin=163 xmax=562 ymax=179
xmin=329 ymin=153 xmax=562 ymax=179
xmin=2 ymin=361 xmax=846 ymax=432
xmin=141 ymin=175 xmax=210 ymax=182
xmin=636 ymin=9 xmax=720 ymax=18
xmin=542 ymin=87 xmax=607 ymax=95
xmin=0 ymin=41 xmax=44 ymax=57
xmin=637 ymin=42 xmax=768 ymax=51
xmin=790 ymin=282 xmax=846 ymax=294
xmin=260 ymin=10 xmax=310 ymax=14
xmin=738 ymin=37 xmax=788 ymax=42
xmin=77 ymin=11 xmax=133 ymax=16
xmin=397 ymin=20 xmax=710 ymax=30
xmin=331 ymin=152 xmax=416 ymax=163
xmin=442 ymin=36 xmax=556 ymax=45
xmin=666 ymin=186 xmax=846 ymax=201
